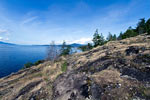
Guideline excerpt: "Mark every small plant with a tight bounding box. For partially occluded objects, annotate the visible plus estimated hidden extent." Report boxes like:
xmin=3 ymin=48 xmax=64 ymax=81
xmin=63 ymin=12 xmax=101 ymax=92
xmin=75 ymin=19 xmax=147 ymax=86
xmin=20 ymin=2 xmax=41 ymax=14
xmin=23 ymin=60 xmax=44 ymax=69
xmin=60 ymin=41 xmax=72 ymax=56
xmin=139 ymin=86 xmax=150 ymax=98
xmin=78 ymin=43 xmax=93 ymax=52
xmin=61 ymin=61 xmax=67 ymax=72
xmin=34 ymin=60 xmax=44 ymax=65
xmin=24 ymin=62 xmax=33 ymax=68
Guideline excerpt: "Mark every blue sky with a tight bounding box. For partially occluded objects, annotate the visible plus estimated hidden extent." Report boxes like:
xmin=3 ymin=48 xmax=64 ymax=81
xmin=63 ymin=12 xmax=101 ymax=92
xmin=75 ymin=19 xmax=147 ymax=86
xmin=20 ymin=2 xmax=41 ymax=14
xmin=0 ymin=0 xmax=150 ymax=44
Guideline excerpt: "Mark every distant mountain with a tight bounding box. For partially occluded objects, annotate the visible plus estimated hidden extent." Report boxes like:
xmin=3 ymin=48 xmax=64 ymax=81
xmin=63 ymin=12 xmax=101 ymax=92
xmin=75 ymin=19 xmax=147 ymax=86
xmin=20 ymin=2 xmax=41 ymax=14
xmin=0 ymin=41 xmax=83 ymax=47
xmin=69 ymin=43 xmax=83 ymax=47
xmin=33 ymin=43 xmax=83 ymax=47
xmin=0 ymin=41 xmax=16 ymax=45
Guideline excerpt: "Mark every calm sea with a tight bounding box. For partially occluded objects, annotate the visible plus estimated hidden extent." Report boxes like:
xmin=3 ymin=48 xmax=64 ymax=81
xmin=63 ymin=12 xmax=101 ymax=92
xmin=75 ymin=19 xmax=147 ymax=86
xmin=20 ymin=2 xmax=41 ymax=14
xmin=0 ymin=45 xmax=80 ymax=78
xmin=0 ymin=45 xmax=47 ymax=78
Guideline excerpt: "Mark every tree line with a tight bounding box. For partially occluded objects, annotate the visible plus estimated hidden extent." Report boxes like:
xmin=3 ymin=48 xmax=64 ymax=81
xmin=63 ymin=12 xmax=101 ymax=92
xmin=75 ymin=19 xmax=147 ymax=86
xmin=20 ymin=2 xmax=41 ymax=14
xmin=23 ymin=41 xmax=72 ymax=68
xmin=46 ymin=41 xmax=72 ymax=61
xmin=79 ymin=18 xmax=150 ymax=51
xmin=23 ymin=17 xmax=150 ymax=68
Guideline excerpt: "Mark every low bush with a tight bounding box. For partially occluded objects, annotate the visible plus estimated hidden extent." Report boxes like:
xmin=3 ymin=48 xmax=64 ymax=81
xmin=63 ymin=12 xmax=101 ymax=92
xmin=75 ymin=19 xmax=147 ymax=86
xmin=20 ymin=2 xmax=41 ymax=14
xmin=24 ymin=62 xmax=33 ymax=68
xmin=34 ymin=60 xmax=44 ymax=65
xmin=23 ymin=60 xmax=44 ymax=69
xmin=61 ymin=61 xmax=67 ymax=72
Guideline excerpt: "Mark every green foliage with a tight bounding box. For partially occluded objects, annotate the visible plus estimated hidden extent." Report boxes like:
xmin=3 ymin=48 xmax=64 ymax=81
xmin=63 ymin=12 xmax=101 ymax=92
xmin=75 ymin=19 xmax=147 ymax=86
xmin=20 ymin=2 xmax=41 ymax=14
xmin=121 ymin=27 xmax=138 ymax=39
xmin=107 ymin=32 xmax=113 ymax=41
xmin=99 ymin=33 xmax=105 ymax=45
xmin=139 ymin=86 xmax=150 ymax=98
xmin=136 ymin=18 xmax=146 ymax=34
xmin=34 ymin=60 xmax=44 ymax=66
xmin=113 ymin=34 xmax=117 ymax=41
xmin=116 ymin=18 xmax=150 ymax=40
xmin=79 ymin=43 xmax=93 ymax=52
xmin=79 ymin=18 xmax=150 ymax=52
xmin=24 ymin=62 xmax=33 ymax=68
xmin=92 ymin=29 xmax=105 ymax=47
xmin=92 ymin=29 xmax=101 ymax=47
xmin=107 ymin=32 xmax=117 ymax=41
xmin=23 ymin=60 xmax=44 ymax=69
xmin=60 ymin=41 xmax=71 ymax=56
xmin=146 ymin=18 xmax=150 ymax=35
xmin=80 ymin=18 xmax=150 ymax=51
xmin=78 ymin=46 xmax=87 ymax=52
xmin=61 ymin=61 xmax=67 ymax=72
xmin=87 ymin=43 xmax=93 ymax=50
xmin=117 ymin=32 xmax=123 ymax=40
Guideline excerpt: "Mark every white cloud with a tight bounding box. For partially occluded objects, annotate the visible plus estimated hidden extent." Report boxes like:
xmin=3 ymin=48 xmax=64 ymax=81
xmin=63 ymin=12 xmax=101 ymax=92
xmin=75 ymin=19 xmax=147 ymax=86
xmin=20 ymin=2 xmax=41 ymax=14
xmin=22 ymin=16 xmax=38 ymax=25
xmin=0 ymin=36 xmax=9 ymax=41
xmin=0 ymin=29 xmax=8 ymax=34
xmin=5 ymin=37 xmax=9 ymax=41
xmin=69 ymin=37 xmax=92 ymax=44
xmin=0 ymin=0 xmax=149 ymax=45
xmin=0 ymin=28 xmax=10 ymax=41
xmin=0 ymin=36 xmax=3 ymax=40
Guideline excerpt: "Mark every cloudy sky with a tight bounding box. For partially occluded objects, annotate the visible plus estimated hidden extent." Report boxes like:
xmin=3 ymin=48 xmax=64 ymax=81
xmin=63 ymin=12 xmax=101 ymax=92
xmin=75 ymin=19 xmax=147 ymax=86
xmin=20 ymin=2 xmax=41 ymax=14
xmin=0 ymin=0 xmax=150 ymax=45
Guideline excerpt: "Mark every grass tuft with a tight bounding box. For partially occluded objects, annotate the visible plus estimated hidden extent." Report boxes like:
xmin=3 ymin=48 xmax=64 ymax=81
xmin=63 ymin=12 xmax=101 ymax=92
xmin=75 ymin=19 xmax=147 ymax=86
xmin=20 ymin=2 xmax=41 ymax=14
xmin=61 ymin=61 xmax=67 ymax=72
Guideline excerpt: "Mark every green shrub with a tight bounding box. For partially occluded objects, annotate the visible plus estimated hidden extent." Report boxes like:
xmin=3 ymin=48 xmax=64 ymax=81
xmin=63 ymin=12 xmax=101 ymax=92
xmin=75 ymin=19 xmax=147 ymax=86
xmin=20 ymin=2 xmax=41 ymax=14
xmin=23 ymin=60 xmax=44 ymax=69
xmin=34 ymin=60 xmax=44 ymax=65
xmin=79 ymin=43 xmax=93 ymax=52
xmin=61 ymin=61 xmax=67 ymax=72
xmin=24 ymin=62 xmax=33 ymax=68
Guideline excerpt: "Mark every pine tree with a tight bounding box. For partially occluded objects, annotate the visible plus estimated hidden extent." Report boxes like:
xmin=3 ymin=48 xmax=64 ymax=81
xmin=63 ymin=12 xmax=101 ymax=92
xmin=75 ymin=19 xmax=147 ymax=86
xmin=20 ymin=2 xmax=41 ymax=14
xmin=146 ymin=18 xmax=150 ymax=35
xmin=92 ymin=29 xmax=105 ymax=47
xmin=79 ymin=43 xmax=93 ymax=52
xmin=99 ymin=33 xmax=105 ymax=45
xmin=117 ymin=32 xmax=123 ymax=40
xmin=122 ymin=27 xmax=137 ymax=39
xmin=60 ymin=41 xmax=71 ymax=56
xmin=92 ymin=29 xmax=101 ymax=47
xmin=107 ymin=32 xmax=113 ymax=41
xmin=136 ymin=18 xmax=146 ymax=34
xmin=87 ymin=43 xmax=93 ymax=50
xmin=112 ymin=34 xmax=117 ymax=41
xmin=107 ymin=33 xmax=117 ymax=41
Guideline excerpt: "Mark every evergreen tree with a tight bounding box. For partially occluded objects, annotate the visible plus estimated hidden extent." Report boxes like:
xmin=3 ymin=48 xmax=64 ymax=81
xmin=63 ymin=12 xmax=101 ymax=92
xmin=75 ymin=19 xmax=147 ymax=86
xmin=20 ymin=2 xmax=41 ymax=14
xmin=122 ymin=27 xmax=137 ymax=39
xmin=107 ymin=32 xmax=117 ymax=41
xmin=92 ymin=29 xmax=101 ymax=47
xmin=146 ymin=18 xmax=150 ymax=35
xmin=112 ymin=34 xmax=117 ymax=41
xmin=60 ymin=41 xmax=71 ymax=56
xmin=79 ymin=43 xmax=93 ymax=52
xmin=92 ymin=29 xmax=105 ymax=47
xmin=107 ymin=32 xmax=113 ymax=41
xmin=136 ymin=18 xmax=146 ymax=34
xmin=117 ymin=32 xmax=123 ymax=40
xmin=87 ymin=43 xmax=93 ymax=50
xmin=99 ymin=33 xmax=105 ymax=45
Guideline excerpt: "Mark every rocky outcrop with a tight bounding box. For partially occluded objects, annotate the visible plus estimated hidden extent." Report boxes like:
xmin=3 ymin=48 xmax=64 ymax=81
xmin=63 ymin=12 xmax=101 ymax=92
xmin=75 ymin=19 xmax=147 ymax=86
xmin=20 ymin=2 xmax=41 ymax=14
xmin=0 ymin=34 xmax=150 ymax=100
xmin=52 ymin=34 xmax=150 ymax=100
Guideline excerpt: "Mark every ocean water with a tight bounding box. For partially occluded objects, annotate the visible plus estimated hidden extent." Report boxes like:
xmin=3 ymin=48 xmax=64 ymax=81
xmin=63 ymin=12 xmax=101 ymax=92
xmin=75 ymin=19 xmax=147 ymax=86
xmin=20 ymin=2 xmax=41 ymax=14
xmin=0 ymin=45 xmax=80 ymax=78
xmin=0 ymin=45 xmax=47 ymax=78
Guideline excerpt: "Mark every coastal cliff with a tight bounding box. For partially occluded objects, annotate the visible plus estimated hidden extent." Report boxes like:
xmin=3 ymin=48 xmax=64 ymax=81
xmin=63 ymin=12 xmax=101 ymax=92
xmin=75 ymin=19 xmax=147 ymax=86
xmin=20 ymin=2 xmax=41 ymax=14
xmin=0 ymin=34 xmax=150 ymax=100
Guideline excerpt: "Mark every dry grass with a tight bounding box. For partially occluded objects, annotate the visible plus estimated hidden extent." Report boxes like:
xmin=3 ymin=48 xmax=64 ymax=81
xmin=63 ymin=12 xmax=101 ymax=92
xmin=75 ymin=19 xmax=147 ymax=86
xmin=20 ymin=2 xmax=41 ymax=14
xmin=42 ymin=60 xmax=64 ymax=82
xmin=92 ymin=69 xmax=123 ymax=85
xmin=0 ymin=60 xmax=66 ymax=100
